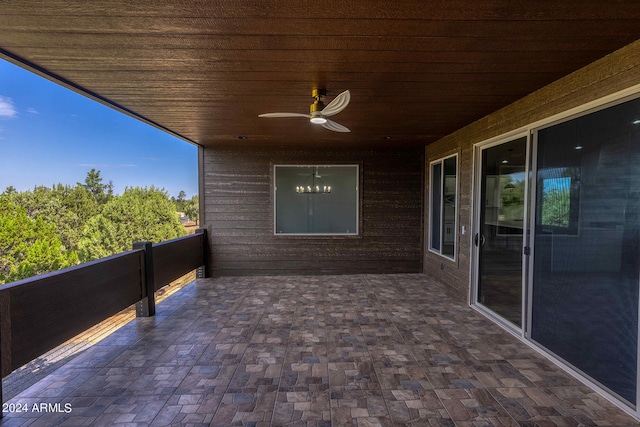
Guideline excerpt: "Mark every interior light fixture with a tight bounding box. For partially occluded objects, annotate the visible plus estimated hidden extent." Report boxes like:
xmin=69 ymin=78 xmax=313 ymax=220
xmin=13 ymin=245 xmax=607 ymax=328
xmin=501 ymin=160 xmax=509 ymax=164
xmin=296 ymin=166 xmax=332 ymax=194
xmin=633 ymin=119 xmax=640 ymax=125
xmin=310 ymin=116 xmax=328 ymax=124
xmin=574 ymin=145 xmax=583 ymax=150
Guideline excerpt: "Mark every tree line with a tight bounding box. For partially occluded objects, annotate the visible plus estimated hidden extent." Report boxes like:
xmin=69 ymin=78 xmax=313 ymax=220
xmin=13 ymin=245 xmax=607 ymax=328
xmin=0 ymin=169 xmax=198 ymax=285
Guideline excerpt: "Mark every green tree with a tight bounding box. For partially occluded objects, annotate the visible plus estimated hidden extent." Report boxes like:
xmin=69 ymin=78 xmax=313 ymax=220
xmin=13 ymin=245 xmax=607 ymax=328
xmin=183 ymin=195 xmax=199 ymax=224
xmin=58 ymin=183 xmax=100 ymax=223
xmin=176 ymin=190 xmax=187 ymax=205
xmin=499 ymin=176 xmax=526 ymax=221
xmin=542 ymin=187 xmax=570 ymax=227
xmin=173 ymin=191 xmax=199 ymax=224
xmin=78 ymin=168 xmax=112 ymax=205
xmin=7 ymin=185 xmax=96 ymax=253
xmin=0 ymin=195 xmax=78 ymax=284
xmin=77 ymin=186 xmax=186 ymax=261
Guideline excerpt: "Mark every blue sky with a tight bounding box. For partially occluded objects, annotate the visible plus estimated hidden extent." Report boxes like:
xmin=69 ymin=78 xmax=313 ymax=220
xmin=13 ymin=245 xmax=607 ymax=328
xmin=0 ymin=59 xmax=198 ymax=198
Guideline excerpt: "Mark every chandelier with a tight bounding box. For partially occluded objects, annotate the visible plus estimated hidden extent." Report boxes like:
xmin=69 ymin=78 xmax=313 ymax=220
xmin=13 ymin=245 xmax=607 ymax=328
xmin=296 ymin=167 xmax=332 ymax=194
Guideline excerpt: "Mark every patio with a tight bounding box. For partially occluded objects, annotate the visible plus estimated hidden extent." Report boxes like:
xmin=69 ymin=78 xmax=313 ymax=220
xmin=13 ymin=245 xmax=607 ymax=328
xmin=1 ymin=274 xmax=636 ymax=426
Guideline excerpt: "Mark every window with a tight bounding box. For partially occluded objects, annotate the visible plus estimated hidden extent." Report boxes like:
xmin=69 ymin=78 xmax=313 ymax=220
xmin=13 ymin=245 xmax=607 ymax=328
xmin=537 ymin=167 xmax=580 ymax=235
xmin=429 ymin=155 xmax=457 ymax=259
xmin=274 ymin=165 xmax=359 ymax=235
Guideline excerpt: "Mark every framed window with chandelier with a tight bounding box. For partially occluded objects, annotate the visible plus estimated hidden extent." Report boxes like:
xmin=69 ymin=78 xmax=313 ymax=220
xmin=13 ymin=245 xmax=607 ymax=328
xmin=273 ymin=164 xmax=360 ymax=235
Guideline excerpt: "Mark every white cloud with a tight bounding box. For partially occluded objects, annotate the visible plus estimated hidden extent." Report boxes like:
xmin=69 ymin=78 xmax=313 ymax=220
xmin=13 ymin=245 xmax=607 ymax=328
xmin=0 ymin=96 xmax=17 ymax=118
xmin=27 ymin=107 xmax=39 ymax=114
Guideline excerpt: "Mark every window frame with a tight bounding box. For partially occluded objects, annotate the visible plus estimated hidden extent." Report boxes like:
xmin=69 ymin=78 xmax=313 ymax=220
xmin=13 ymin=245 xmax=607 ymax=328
xmin=428 ymin=154 xmax=458 ymax=261
xmin=273 ymin=164 xmax=360 ymax=237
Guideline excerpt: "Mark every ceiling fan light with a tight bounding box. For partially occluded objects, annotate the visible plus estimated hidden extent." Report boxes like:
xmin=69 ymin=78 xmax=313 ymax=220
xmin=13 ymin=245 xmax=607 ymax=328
xmin=310 ymin=116 xmax=327 ymax=124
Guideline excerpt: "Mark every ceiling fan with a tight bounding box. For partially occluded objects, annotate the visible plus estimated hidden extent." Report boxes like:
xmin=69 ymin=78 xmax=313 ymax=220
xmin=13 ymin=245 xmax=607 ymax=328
xmin=258 ymin=89 xmax=351 ymax=132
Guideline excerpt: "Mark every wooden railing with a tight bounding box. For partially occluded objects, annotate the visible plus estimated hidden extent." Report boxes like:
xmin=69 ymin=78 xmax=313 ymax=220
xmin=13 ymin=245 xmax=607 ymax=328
xmin=0 ymin=228 xmax=209 ymax=410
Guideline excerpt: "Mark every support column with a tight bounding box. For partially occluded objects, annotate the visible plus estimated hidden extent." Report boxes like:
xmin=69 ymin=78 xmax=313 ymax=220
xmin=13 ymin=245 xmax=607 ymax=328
xmin=195 ymin=228 xmax=211 ymax=278
xmin=134 ymin=242 xmax=156 ymax=317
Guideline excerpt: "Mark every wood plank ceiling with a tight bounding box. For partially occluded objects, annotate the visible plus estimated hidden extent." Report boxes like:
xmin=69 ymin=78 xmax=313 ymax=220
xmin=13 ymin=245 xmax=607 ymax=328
xmin=1 ymin=1 xmax=639 ymax=148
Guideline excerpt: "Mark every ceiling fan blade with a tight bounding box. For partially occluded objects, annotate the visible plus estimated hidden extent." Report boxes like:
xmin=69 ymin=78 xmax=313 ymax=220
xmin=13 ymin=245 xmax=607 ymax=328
xmin=321 ymin=119 xmax=350 ymax=133
xmin=321 ymin=90 xmax=350 ymax=117
xmin=258 ymin=113 xmax=309 ymax=118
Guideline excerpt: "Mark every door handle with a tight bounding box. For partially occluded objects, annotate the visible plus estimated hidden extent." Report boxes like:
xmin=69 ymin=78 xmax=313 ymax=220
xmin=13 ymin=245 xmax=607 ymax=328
xmin=474 ymin=233 xmax=486 ymax=247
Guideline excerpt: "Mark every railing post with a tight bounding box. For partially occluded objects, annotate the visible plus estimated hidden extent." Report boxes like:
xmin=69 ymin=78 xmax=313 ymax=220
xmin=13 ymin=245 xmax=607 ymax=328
xmin=0 ymin=291 xmax=12 ymax=412
xmin=195 ymin=228 xmax=211 ymax=278
xmin=134 ymin=242 xmax=156 ymax=317
xmin=0 ymin=309 xmax=3 ymax=419
xmin=0 ymin=290 xmax=8 ymax=416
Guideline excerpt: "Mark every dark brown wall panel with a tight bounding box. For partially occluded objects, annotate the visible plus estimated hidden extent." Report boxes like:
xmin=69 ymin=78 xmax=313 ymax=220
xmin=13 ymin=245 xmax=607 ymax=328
xmin=203 ymin=147 xmax=424 ymax=275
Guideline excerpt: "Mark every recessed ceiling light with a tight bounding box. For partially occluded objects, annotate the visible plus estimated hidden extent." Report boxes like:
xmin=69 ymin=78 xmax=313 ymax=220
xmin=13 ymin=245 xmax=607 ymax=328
xmin=633 ymin=119 xmax=640 ymax=125
xmin=501 ymin=160 xmax=509 ymax=164
xmin=575 ymin=145 xmax=583 ymax=150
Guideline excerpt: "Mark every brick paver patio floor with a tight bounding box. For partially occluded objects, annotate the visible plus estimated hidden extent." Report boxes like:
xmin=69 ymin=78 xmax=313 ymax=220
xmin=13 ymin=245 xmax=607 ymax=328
xmin=0 ymin=274 xmax=636 ymax=426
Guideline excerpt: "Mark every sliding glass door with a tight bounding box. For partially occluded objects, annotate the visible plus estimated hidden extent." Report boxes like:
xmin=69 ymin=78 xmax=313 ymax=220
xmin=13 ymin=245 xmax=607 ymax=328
xmin=474 ymin=136 xmax=528 ymax=328
xmin=530 ymin=98 xmax=640 ymax=404
xmin=470 ymin=95 xmax=640 ymax=410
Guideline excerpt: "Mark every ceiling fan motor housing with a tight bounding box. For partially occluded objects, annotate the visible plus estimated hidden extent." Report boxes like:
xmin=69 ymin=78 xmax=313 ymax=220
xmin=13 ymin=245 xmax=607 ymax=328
xmin=310 ymin=100 xmax=324 ymax=114
xmin=310 ymin=89 xmax=327 ymax=122
xmin=310 ymin=88 xmax=326 ymax=114
xmin=311 ymin=88 xmax=326 ymax=99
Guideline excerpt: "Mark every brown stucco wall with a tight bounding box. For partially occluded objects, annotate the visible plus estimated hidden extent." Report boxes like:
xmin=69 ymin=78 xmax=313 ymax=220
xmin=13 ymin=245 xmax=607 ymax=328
xmin=424 ymin=39 xmax=640 ymax=297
